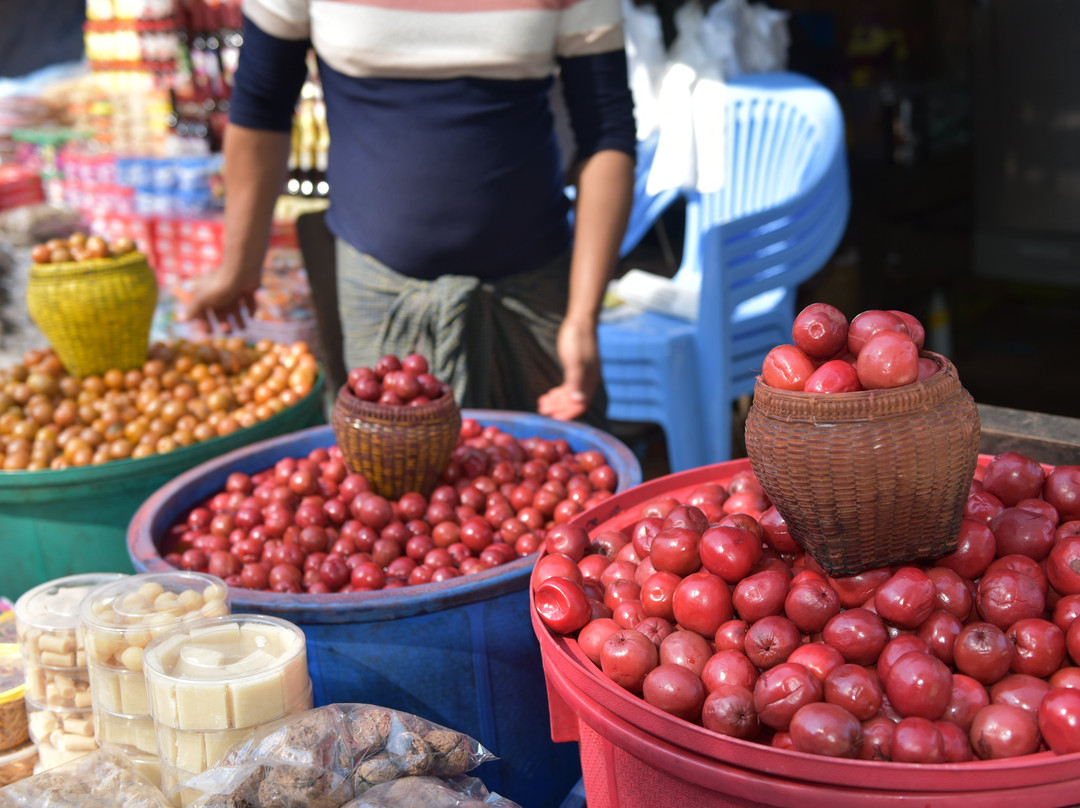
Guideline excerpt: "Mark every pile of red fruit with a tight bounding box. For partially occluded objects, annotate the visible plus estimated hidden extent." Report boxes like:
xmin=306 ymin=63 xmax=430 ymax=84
xmin=345 ymin=352 xmax=449 ymax=407
xmin=162 ymin=418 xmax=621 ymax=593
xmin=532 ymin=450 xmax=1080 ymax=763
xmin=763 ymin=304 xmax=938 ymax=393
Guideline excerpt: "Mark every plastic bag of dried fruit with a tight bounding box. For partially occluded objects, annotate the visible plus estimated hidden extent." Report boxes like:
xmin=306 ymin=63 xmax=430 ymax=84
xmin=184 ymin=704 xmax=499 ymax=808
xmin=343 ymin=774 xmax=522 ymax=807
xmin=0 ymin=749 xmax=171 ymax=808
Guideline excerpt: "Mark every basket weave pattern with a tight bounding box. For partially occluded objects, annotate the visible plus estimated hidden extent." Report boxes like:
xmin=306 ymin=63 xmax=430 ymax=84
xmin=744 ymin=352 xmax=981 ymax=576
xmin=331 ymin=384 xmax=461 ymax=500
xmin=26 ymin=252 xmax=158 ymax=378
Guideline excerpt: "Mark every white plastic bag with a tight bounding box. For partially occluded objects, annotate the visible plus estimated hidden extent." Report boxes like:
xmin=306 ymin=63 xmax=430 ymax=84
xmin=703 ymin=0 xmax=790 ymax=75
xmin=645 ymin=60 xmax=698 ymax=195
xmin=645 ymin=0 xmax=790 ymax=195
xmin=647 ymin=2 xmax=728 ymax=195
xmin=621 ymin=0 xmax=668 ymax=141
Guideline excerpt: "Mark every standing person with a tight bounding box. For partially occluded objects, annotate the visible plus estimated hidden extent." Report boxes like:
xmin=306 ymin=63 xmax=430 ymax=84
xmin=185 ymin=0 xmax=637 ymax=428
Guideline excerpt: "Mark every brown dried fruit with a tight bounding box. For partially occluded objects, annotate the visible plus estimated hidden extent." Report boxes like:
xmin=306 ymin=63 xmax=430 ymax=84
xmin=386 ymin=730 xmax=432 ymax=776
xmin=357 ymin=752 xmax=400 ymax=786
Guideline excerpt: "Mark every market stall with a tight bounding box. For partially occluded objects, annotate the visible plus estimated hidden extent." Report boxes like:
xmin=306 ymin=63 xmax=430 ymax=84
xmin=2 ymin=1 xmax=1080 ymax=807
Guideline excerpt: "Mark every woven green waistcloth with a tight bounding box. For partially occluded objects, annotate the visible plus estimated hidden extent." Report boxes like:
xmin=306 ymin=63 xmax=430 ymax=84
xmin=335 ymin=240 xmax=608 ymax=428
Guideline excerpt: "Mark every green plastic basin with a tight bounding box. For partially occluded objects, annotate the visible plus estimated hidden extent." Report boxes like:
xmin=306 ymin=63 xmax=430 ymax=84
xmin=0 ymin=372 xmax=324 ymax=600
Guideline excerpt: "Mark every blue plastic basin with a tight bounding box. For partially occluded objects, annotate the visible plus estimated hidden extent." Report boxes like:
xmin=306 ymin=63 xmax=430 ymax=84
xmin=128 ymin=410 xmax=641 ymax=808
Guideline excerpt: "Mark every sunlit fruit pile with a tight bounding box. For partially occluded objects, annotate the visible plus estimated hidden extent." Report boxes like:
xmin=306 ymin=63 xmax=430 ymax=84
xmin=532 ymin=451 xmax=1080 ymax=762
xmin=30 ymin=232 xmax=138 ymax=264
xmin=762 ymin=304 xmax=940 ymax=392
xmin=161 ymin=418 xmax=622 ymax=593
xmin=0 ymin=339 xmax=318 ymax=470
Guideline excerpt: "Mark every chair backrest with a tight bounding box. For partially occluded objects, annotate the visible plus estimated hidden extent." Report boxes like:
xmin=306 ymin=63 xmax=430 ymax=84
xmin=687 ymin=71 xmax=850 ymax=464
xmin=677 ymin=71 xmax=849 ymax=292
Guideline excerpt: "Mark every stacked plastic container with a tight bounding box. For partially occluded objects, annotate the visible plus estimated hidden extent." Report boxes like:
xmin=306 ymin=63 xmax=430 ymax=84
xmin=13 ymin=573 xmax=126 ymax=772
xmin=143 ymin=614 xmax=313 ymax=806
xmin=80 ymin=572 xmax=230 ymax=787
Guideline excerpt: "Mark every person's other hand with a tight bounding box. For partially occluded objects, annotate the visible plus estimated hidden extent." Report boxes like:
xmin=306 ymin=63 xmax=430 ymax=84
xmin=182 ymin=266 xmax=260 ymax=332
xmin=538 ymin=318 xmax=600 ymax=421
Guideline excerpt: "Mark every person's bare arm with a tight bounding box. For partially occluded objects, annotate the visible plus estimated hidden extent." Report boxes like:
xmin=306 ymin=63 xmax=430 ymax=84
xmin=538 ymin=147 xmax=634 ymax=421
xmin=184 ymin=123 xmax=292 ymax=327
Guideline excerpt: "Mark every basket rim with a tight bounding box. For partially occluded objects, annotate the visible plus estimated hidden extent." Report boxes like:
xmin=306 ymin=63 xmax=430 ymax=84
xmin=749 ymin=351 xmax=972 ymax=422
xmin=333 ymin=382 xmax=459 ymax=425
xmin=28 ymin=250 xmax=147 ymax=278
xmin=754 ymin=350 xmax=952 ymax=399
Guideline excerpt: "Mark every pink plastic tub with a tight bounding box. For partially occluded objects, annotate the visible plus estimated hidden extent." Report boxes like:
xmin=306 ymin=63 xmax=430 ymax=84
xmin=533 ymin=458 xmax=1080 ymax=808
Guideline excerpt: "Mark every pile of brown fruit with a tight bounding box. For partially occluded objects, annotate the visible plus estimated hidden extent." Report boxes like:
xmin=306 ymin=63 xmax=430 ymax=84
xmin=0 ymin=338 xmax=319 ymax=471
xmin=30 ymin=232 xmax=138 ymax=264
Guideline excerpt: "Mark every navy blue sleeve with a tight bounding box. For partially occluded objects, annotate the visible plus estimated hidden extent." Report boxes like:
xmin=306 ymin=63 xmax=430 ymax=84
xmin=557 ymin=49 xmax=637 ymax=160
xmin=228 ymin=15 xmax=311 ymax=132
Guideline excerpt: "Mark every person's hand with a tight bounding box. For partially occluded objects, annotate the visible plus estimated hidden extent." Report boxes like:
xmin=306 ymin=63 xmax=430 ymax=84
xmin=181 ymin=265 xmax=260 ymax=332
xmin=538 ymin=318 xmax=600 ymax=421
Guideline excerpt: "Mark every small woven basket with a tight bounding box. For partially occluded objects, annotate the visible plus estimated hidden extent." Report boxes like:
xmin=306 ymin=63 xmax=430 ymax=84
xmin=744 ymin=351 xmax=981 ymax=576
xmin=331 ymin=384 xmax=462 ymax=500
xmin=25 ymin=252 xmax=158 ymax=378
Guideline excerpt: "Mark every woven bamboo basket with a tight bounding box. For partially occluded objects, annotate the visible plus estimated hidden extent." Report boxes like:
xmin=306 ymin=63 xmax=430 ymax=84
xmin=330 ymin=383 xmax=462 ymax=500
xmin=25 ymin=251 xmax=158 ymax=378
xmin=743 ymin=351 xmax=981 ymax=576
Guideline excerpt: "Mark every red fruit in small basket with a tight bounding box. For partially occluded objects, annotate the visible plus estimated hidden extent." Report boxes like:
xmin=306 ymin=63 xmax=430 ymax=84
xmin=847 ymin=309 xmax=908 ymax=355
xmin=792 ymin=303 xmax=849 ymax=360
xmin=888 ymin=310 xmax=926 ymax=349
xmin=761 ymin=345 xmax=816 ymax=391
xmin=856 ymin=331 xmax=919 ymax=390
xmin=804 ymin=359 xmax=862 ymax=393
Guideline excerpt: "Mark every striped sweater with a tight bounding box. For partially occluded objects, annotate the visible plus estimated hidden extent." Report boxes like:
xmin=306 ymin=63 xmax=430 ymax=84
xmin=230 ymin=0 xmax=637 ymax=280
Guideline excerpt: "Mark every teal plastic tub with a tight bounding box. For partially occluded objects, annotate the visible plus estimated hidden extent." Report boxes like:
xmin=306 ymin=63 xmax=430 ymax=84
xmin=128 ymin=411 xmax=642 ymax=808
xmin=0 ymin=372 xmax=324 ymax=600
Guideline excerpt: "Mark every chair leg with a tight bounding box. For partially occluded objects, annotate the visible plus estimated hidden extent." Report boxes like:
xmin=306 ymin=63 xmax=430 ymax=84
xmin=663 ymin=397 xmax=736 ymax=473
xmin=708 ymin=405 xmax=733 ymax=467
xmin=661 ymin=413 xmax=712 ymax=474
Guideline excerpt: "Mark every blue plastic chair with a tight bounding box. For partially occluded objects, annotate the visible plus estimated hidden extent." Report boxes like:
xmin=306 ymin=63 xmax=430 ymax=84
xmin=600 ymin=70 xmax=850 ymax=473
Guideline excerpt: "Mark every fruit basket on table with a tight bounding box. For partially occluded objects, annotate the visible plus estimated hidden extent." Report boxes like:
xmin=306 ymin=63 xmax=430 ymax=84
xmin=330 ymin=353 xmax=461 ymax=500
xmin=743 ymin=305 xmax=981 ymax=576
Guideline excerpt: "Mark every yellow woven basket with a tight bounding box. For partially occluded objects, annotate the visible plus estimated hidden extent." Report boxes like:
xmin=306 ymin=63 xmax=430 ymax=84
xmin=331 ymin=383 xmax=462 ymax=500
xmin=26 ymin=251 xmax=158 ymax=378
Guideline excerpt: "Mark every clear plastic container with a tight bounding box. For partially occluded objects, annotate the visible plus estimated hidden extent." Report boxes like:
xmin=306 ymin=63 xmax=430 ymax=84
xmin=22 ymin=663 xmax=91 ymax=710
xmin=14 ymin=573 xmax=124 ymax=772
xmin=0 ymin=740 xmax=37 ymax=787
xmin=81 ymin=572 xmax=229 ymax=730
xmin=94 ymin=707 xmax=158 ymax=756
xmin=144 ymin=614 xmax=312 ymax=802
xmin=127 ymin=752 xmax=162 ymax=789
xmin=25 ymin=694 xmax=97 ymax=771
xmin=15 ymin=573 xmax=128 ymax=672
xmin=144 ymin=614 xmax=310 ymax=733
xmin=157 ymin=683 xmax=314 ymax=806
